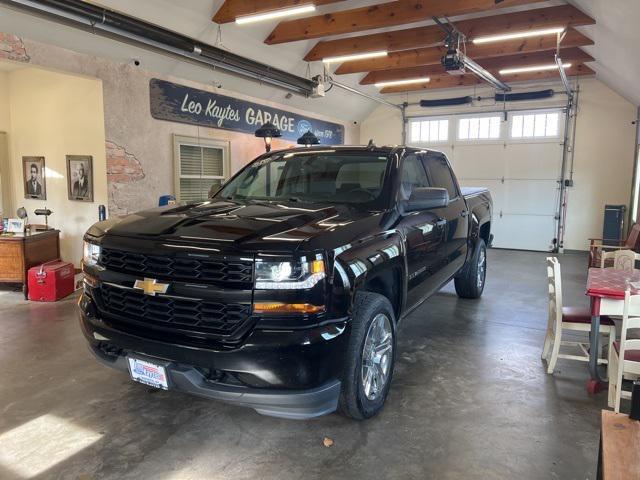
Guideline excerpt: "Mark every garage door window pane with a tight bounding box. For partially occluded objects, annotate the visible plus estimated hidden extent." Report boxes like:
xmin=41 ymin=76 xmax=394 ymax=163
xmin=438 ymin=120 xmax=448 ymax=141
xmin=490 ymin=117 xmax=501 ymax=138
xmin=414 ymin=120 xmax=448 ymax=143
xmin=511 ymin=112 xmax=561 ymax=139
xmin=478 ymin=117 xmax=490 ymax=138
xmin=534 ymin=114 xmax=547 ymax=137
xmin=511 ymin=115 xmax=523 ymax=138
xmin=411 ymin=122 xmax=421 ymax=142
xmin=420 ymin=121 xmax=429 ymax=141
xmin=522 ymin=115 xmax=535 ymax=137
xmin=459 ymin=116 xmax=500 ymax=140
xmin=458 ymin=118 xmax=469 ymax=140
xmin=545 ymin=113 xmax=559 ymax=136
xmin=468 ymin=118 xmax=479 ymax=139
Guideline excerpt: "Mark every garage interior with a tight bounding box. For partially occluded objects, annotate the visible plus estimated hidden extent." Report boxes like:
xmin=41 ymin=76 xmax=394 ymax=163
xmin=0 ymin=0 xmax=639 ymax=479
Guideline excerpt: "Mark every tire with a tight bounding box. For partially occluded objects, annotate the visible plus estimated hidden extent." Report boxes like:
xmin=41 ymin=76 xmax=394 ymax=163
xmin=338 ymin=292 xmax=396 ymax=420
xmin=454 ymin=238 xmax=487 ymax=299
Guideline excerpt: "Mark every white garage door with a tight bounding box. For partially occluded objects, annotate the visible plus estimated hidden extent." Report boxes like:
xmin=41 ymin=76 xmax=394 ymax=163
xmin=409 ymin=109 xmax=565 ymax=251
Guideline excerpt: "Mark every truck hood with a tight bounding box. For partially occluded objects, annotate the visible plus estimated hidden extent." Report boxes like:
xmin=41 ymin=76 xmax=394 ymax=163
xmin=90 ymin=199 xmax=384 ymax=252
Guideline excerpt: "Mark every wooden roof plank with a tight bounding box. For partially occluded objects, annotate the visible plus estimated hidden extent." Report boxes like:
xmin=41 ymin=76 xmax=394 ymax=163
xmin=304 ymin=4 xmax=594 ymax=61
xmin=266 ymin=0 xmax=548 ymax=45
xmin=379 ymin=64 xmax=595 ymax=93
xmin=213 ymin=0 xmax=345 ymax=24
xmin=360 ymin=47 xmax=594 ymax=84
xmin=335 ymin=28 xmax=593 ymax=74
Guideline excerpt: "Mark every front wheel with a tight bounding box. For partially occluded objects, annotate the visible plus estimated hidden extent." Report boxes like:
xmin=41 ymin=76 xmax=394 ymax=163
xmin=454 ymin=238 xmax=487 ymax=299
xmin=338 ymin=292 xmax=396 ymax=420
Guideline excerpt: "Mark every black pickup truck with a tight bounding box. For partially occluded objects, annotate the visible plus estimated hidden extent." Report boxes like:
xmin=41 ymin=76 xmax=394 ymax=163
xmin=80 ymin=145 xmax=492 ymax=420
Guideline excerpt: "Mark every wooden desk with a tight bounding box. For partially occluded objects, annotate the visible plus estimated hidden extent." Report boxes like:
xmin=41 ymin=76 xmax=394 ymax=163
xmin=599 ymin=410 xmax=640 ymax=479
xmin=0 ymin=229 xmax=60 ymax=298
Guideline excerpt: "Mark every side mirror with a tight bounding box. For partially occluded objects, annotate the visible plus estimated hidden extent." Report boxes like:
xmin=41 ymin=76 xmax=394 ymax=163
xmin=405 ymin=187 xmax=449 ymax=212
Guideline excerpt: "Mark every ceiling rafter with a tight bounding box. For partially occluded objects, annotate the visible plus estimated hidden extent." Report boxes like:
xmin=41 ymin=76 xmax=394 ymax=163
xmin=334 ymin=28 xmax=593 ymax=75
xmin=304 ymin=4 xmax=594 ymax=62
xmin=361 ymin=47 xmax=594 ymax=85
xmin=379 ymin=64 xmax=595 ymax=94
xmin=265 ymin=0 xmax=548 ymax=45
xmin=213 ymin=0 xmax=345 ymax=24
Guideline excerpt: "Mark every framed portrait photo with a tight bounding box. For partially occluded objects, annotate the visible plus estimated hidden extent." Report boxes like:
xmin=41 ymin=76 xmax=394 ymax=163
xmin=23 ymin=156 xmax=47 ymax=200
xmin=67 ymin=155 xmax=94 ymax=202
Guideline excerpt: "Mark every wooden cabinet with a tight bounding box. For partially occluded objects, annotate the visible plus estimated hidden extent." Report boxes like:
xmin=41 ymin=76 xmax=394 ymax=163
xmin=0 ymin=229 xmax=61 ymax=297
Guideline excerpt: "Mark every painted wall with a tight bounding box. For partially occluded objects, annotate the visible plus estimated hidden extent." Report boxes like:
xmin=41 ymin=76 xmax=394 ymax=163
xmin=360 ymin=77 xmax=637 ymax=251
xmin=0 ymin=71 xmax=10 ymax=132
xmin=0 ymin=71 xmax=12 ymax=216
xmin=563 ymin=79 xmax=637 ymax=250
xmin=4 ymin=67 xmax=108 ymax=265
xmin=0 ymin=32 xmax=358 ymax=216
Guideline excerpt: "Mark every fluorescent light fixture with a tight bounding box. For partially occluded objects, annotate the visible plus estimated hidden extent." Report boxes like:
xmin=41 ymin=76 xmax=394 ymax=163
xmin=236 ymin=5 xmax=316 ymax=25
xmin=499 ymin=63 xmax=571 ymax=75
xmin=322 ymin=50 xmax=387 ymax=64
xmin=374 ymin=77 xmax=431 ymax=88
xmin=473 ymin=27 xmax=565 ymax=44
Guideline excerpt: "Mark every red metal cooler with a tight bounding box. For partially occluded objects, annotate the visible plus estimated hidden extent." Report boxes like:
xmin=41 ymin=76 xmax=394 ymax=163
xmin=28 ymin=260 xmax=75 ymax=302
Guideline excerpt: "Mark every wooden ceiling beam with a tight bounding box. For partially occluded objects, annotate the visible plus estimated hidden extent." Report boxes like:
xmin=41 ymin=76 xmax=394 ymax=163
xmin=213 ymin=0 xmax=345 ymax=24
xmin=379 ymin=64 xmax=595 ymax=94
xmin=334 ymin=28 xmax=593 ymax=74
xmin=304 ymin=4 xmax=594 ymax=61
xmin=360 ymin=47 xmax=594 ymax=85
xmin=265 ymin=0 xmax=548 ymax=45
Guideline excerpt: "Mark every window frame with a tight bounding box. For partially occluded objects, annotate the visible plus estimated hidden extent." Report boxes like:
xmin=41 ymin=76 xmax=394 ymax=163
xmin=408 ymin=117 xmax=450 ymax=146
xmin=508 ymin=108 xmax=565 ymax=143
xmin=456 ymin=114 xmax=503 ymax=143
xmin=173 ymin=134 xmax=230 ymax=203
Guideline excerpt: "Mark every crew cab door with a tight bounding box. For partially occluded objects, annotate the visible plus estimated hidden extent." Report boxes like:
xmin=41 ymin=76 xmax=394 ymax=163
xmin=397 ymin=153 xmax=447 ymax=311
xmin=422 ymin=152 xmax=469 ymax=279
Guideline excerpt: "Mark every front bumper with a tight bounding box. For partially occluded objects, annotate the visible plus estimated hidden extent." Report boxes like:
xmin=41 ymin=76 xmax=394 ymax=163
xmin=89 ymin=344 xmax=341 ymax=419
xmin=79 ymin=294 xmax=349 ymax=419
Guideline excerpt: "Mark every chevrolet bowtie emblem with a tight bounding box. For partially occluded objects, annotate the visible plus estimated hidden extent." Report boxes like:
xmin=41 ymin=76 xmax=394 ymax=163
xmin=133 ymin=278 xmax=169 ymax=296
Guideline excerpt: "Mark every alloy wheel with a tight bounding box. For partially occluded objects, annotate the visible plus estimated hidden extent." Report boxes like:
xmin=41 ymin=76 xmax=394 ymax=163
xmin=361 ymin=313 xmax=393 ymax=401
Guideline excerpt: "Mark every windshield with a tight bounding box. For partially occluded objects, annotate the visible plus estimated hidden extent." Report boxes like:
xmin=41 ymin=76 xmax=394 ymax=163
xmin=217 ymin=151 xmax=390 ymax=206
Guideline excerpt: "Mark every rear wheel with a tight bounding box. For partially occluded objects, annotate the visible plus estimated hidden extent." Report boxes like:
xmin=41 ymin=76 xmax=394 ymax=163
xmin=338 ymin=292 xmax=396 ymax=420
xmin=455 ymin=238 xmax=487 ymax=299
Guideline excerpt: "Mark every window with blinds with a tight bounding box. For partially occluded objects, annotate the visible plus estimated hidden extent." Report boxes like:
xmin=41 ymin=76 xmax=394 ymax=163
xmin=173 ymin=136 xmax=229 ymax=203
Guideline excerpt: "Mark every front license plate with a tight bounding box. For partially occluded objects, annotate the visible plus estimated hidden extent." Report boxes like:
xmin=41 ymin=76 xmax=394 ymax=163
xmin=127 ymin=357 xmax=169 ymax=390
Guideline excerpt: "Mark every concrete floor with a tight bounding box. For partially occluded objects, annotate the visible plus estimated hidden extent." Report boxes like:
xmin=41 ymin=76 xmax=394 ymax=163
xmin=0 ymin=249 xmax=608 ymax=480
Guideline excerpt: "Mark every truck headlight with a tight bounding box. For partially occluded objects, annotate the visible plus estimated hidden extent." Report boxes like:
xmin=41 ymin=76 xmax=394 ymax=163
xmin=83 ymin=241 xmax=101 ymax=267
xmin=255 ymin=257 xmax=325 ymax=290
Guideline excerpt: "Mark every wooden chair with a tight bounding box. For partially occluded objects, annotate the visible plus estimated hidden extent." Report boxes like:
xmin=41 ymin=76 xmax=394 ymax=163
xmin=542 ymin=257 xmax=616 ymax=375
xmin=590 ymin=223 xmax=640 ymax=268
xmin=608 ymin=290 xmax=640 ymax=412
xmin=600 ymin=249 xmax=640 ymax=271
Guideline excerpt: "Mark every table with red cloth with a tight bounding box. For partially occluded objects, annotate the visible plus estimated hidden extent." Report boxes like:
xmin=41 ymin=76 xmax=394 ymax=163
xmin=586 ymin=268 xmax=640 ymax=394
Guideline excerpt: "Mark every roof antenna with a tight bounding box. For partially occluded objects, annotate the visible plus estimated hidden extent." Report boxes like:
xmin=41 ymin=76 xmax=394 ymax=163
xmin=367 ymin=139 xmax=375 ymax=148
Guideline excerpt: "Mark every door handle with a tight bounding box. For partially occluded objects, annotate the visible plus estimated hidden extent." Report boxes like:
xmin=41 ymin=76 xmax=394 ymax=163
xmin=460 ymin=210 xmax=469 ymax=217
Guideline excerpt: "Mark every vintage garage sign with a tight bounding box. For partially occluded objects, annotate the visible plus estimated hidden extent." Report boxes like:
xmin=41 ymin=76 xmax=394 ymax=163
xmin=149 ymin=78 xmax=344 ymax=145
